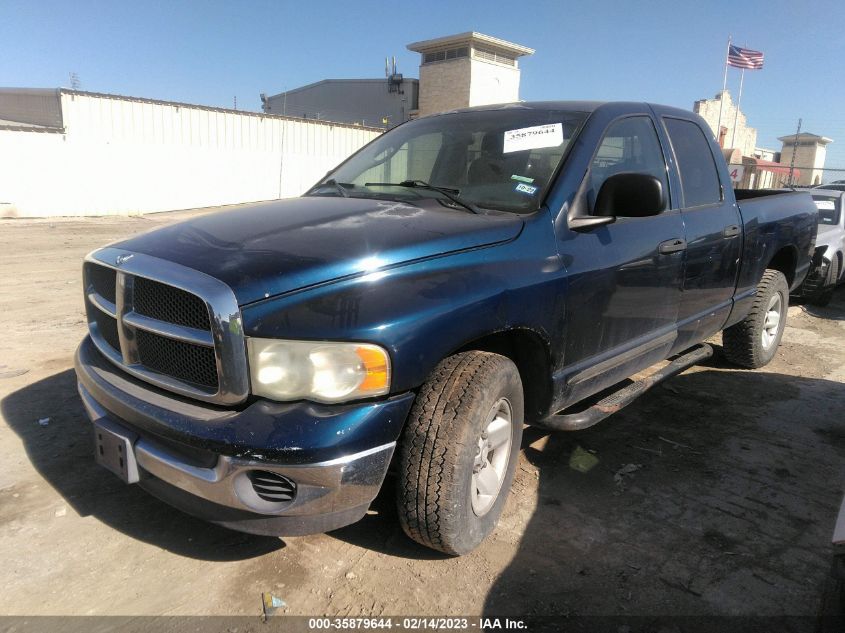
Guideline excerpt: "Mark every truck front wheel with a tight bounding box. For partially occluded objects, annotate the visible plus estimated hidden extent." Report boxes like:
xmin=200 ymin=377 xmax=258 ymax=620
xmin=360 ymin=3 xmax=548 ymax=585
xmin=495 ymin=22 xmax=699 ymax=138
xmin=722 ymin=269 xmax=789 ymax=368
xmin=396 ymin=351 xmax=524 ymax=555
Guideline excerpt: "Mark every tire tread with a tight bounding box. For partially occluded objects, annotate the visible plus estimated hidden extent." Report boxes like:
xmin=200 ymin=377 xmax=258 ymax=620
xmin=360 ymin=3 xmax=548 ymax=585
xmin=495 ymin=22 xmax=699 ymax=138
xmin=397 ymin=351 xmax=512 ymax=554
xmin=722 ymin=269 xmax=788 ymax=368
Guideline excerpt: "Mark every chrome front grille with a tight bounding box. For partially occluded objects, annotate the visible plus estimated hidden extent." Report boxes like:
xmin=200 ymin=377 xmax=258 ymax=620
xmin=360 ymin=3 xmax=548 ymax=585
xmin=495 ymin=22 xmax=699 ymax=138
xmin=83 ymin=248 xmax=249 ymax=406
xmin=133 ymin=276 xmax=211 ymax=331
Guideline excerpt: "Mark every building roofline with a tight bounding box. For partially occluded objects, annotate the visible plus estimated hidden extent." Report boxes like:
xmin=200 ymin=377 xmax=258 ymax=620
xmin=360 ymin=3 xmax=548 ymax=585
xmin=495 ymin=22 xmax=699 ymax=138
xmin=407 ymin=31 xmax=534 ymax=56
xmin=778 ymin=132 xmax=833 ymax=144
xmin=56 ymin=89 xmax=384 ymax=132
xmin=265 ymin=77 xmax=418 ymax=100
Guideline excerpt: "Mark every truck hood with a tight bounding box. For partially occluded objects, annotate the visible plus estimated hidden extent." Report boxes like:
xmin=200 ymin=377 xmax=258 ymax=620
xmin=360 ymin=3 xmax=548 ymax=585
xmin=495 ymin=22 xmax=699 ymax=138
xmin=114 ymin=197 xmax=524 ymax=305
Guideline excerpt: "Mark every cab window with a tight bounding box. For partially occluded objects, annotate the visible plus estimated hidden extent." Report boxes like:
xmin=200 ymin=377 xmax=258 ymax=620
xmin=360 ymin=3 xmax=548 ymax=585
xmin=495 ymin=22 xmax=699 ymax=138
xmin=589 ymin=116 xmax=670 ymax=212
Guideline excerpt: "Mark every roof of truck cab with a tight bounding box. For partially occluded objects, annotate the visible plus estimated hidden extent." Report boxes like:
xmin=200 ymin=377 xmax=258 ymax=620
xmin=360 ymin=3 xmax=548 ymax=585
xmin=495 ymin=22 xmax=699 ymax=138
xmin=434 ymin=100 xmax=698 ymax=118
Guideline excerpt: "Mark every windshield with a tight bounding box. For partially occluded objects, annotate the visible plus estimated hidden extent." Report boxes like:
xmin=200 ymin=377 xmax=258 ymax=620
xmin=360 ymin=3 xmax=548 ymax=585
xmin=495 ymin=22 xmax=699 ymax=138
xmin=307 ymin=108 xmax=589 ymax=214
xmin=812 ymin=194 xmax=841 ymax=226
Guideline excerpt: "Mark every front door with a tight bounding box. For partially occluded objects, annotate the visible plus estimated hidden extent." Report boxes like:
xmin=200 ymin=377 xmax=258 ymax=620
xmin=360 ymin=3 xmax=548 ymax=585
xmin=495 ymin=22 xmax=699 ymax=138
xmin=557 ymin=115 xmax=686 ymax=406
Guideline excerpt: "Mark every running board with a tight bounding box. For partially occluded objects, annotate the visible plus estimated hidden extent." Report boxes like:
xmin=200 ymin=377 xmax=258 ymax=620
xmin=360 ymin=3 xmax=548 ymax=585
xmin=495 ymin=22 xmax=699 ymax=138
xmin=536 ymin=344 xmax=714 ymax=432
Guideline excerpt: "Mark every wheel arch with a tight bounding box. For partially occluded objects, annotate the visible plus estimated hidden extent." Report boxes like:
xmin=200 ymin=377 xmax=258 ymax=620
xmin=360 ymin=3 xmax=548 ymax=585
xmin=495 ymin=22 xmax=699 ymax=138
xmin=454 ymin=328 xmax=553 ymax=422
xmin=767 ymin=245 xmax=798 ymax=286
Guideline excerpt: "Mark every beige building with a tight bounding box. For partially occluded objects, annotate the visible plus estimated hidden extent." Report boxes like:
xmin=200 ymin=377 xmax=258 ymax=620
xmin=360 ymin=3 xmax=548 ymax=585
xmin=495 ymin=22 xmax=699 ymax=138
xmin=407 ymin=32 xmax=534 ymax=117
xmin=778 ymin=132 xmax=833 ymax=186
xmin=693 ymin=90 xmax=757 ymax=157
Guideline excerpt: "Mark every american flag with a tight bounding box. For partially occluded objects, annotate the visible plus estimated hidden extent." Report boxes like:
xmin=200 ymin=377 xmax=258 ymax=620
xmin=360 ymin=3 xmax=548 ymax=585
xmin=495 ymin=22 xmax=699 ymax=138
xmin=728 ymin=45 xmax=764 ymax=70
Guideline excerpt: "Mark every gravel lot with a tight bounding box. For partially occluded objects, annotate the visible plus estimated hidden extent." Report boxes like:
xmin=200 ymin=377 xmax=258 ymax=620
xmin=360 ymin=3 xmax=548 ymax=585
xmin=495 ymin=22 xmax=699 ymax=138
xmin=1 ymin=210 xmax=844 ymax=622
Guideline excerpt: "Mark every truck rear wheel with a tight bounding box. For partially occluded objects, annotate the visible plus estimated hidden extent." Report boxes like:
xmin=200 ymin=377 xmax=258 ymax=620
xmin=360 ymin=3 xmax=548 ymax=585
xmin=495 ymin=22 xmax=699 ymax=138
xmin=396 ymin=351 xmax=523 ymax=555
xmin=722 ymin=269 xmax=789 ymax=368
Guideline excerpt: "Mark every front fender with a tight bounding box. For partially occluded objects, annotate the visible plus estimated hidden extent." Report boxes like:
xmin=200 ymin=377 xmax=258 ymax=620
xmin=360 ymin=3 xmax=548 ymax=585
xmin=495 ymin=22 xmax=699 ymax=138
xmin=240 ymin=212 xmax=566 ymax=394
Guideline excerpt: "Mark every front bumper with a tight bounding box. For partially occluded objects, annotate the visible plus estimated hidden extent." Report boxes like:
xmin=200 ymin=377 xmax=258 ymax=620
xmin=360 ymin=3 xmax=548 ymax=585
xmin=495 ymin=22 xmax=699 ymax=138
xmin=75 ymin=336 xmax=415 ymax=535
xmin=796 ymin=248 xmax=831 ymax=297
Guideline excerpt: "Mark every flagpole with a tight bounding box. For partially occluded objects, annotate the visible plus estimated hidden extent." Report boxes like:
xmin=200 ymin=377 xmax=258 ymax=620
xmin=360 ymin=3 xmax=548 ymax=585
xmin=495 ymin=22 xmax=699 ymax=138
xmin=730 ymin=67 xmax=745 ymax=149
xmin=716 ymin=36 xmax=731 ymax=147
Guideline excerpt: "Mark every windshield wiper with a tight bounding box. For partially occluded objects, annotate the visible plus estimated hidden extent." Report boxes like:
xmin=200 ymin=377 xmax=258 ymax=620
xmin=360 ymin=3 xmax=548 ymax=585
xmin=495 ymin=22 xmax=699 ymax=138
xmin=306 ymin=178 xmax=350 ymax=198
xmin=364 ymin=180 xmax=479 ymax=214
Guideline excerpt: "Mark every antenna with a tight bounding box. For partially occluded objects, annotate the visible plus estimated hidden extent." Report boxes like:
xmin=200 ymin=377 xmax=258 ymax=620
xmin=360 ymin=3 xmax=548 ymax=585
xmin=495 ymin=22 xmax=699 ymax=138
xmin=386 ymin=56 xmax=403 ymax=94
xmin=69 ymin=72 xmax=80 ymax=90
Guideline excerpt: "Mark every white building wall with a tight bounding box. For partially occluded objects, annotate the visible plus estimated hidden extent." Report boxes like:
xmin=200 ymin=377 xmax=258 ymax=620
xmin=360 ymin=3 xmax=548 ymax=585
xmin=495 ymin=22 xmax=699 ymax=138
xmin=0 ymin=92 xmax=381 ymax=217
xmin=468 ymin=59 xmax=520 ymax=108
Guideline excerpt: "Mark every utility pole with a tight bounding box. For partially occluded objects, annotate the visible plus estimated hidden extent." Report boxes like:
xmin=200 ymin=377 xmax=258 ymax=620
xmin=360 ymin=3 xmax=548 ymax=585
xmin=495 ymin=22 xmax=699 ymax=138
xmin=233 ymin=96 xmax=237 ymax=110
xmin=788 ymin=118 xmax=802 ymax=188
xmin=69 ymin=72 xmax=80 ymax=90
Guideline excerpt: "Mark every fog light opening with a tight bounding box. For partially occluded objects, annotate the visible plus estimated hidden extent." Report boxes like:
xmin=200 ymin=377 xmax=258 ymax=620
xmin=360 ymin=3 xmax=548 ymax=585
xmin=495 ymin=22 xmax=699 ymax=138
xmin=246 ymin=470 xmax=297 ymax=503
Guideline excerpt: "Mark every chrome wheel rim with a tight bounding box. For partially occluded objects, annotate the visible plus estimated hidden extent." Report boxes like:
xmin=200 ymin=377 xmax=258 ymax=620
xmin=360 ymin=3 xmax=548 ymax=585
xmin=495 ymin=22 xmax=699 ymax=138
xmin=471 ymin=398 xmax=513 ymax=517
xmin=761 ymin=293 xmax=782 ymax=350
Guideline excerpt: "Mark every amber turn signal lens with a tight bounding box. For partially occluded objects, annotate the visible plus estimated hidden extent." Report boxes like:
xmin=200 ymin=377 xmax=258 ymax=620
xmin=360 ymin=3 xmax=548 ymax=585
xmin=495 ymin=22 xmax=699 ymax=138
xmin=356 ymin=345 xmax=390 ymax=392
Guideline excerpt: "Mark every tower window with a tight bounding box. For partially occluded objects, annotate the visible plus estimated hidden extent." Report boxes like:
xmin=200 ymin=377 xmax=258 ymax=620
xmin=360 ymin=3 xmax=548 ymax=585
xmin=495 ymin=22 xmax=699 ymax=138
xmin=473 ymin=47 xmax=516 ymax=66
xmin=423 ymin=47 xmax=469 ymax=64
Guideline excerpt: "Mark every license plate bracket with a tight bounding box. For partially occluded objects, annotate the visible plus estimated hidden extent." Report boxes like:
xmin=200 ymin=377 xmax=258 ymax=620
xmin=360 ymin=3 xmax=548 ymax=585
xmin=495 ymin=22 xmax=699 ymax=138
xmin=94 ymin=418 xmax=139 ymax=484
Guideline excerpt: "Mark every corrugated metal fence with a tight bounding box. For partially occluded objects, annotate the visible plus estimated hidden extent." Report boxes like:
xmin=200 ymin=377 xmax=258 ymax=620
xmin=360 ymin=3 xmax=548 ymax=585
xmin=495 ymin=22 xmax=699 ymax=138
xmin=0 ymin=90 xmax=382 ymax=217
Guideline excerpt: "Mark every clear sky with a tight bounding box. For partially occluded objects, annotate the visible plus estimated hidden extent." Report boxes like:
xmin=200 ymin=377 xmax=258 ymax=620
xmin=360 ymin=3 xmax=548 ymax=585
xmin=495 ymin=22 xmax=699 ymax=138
xmin=3 ymin=0 xmax=844 ymax=172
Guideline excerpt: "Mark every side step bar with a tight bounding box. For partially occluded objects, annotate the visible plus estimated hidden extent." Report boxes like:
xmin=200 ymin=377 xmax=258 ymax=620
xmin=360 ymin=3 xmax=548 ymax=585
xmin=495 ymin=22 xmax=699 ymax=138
xmin=535 ymin=344 xmax=714 ymax=432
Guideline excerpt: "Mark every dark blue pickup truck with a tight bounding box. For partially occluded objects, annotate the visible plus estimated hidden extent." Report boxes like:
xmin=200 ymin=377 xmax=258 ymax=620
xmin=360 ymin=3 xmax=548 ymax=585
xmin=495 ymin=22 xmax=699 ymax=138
xmin=75 ymin=101 xmax=817 ymax=555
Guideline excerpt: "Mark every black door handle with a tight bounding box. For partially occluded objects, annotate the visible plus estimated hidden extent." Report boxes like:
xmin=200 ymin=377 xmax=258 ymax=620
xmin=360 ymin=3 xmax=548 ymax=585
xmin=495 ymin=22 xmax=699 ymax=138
xmin=723 ymin=224 xmax=741 ymax=238
xmin=658 ymin=238 xmax=687 ymax=254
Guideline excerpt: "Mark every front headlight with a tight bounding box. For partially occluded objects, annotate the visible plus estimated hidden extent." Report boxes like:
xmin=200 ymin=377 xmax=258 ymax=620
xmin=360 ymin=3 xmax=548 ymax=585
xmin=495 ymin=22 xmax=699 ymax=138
xmin=247 ymin=338 xmax=391 ymax=403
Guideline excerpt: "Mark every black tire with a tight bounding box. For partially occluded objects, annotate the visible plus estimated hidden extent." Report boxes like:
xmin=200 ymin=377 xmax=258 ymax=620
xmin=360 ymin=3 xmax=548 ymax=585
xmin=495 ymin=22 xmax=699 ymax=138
xmin=814 ymin=257 xmax=839 ymax=307
xmin=396 ymin=351 xmax=524 ymax=556
xmin=722 ymin=269 xmax=789 ymax=369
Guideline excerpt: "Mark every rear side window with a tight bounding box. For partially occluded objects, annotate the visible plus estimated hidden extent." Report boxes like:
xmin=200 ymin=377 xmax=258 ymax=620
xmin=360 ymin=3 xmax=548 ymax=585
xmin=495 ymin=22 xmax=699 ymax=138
xmin=664 ymin=118 xmax=722 ymax=208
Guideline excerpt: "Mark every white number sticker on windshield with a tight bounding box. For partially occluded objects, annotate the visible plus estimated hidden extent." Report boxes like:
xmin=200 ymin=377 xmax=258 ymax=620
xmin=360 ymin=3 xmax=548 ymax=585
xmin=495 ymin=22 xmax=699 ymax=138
xmin=503 ymin=123 xmax=563 ymax=154
xmin=814 ymin=200 xmax=835 ymax=211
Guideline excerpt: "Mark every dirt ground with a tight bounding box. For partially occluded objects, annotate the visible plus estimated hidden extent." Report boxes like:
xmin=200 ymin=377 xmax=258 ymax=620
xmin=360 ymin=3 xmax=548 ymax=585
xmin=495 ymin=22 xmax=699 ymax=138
xmin=1 ymin=209 xmax=844 ymax=622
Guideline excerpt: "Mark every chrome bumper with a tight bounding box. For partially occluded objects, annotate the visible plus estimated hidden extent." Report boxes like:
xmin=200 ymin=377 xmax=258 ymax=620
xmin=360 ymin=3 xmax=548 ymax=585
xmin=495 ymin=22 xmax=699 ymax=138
xmin=78 ymin=383 xmax=395 ymax=519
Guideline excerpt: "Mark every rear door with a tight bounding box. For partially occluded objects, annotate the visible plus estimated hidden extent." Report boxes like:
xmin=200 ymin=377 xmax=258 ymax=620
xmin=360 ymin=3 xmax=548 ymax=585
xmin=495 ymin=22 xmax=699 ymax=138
xmin=659 ymin=114 xmax=743 ymax=350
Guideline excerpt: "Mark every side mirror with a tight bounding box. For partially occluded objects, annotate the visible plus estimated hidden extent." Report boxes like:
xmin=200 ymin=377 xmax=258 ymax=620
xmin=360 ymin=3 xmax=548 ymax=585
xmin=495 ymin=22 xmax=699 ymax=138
xmin=594 ymin=172 xmax=665 ymax=218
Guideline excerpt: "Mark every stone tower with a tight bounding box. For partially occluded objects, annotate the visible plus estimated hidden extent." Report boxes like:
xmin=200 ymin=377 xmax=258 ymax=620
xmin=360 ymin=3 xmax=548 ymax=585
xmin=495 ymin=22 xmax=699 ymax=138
xmin=406 ymin=32 xmax=534 ymax=118
xmin=778 ymin=133 xmax=833 ymax=186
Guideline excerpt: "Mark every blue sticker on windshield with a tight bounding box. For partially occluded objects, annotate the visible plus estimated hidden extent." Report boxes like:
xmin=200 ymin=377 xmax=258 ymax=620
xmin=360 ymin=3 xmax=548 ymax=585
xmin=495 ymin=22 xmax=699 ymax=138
xmin=515 ymin=183 xmax=538 ymax=196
